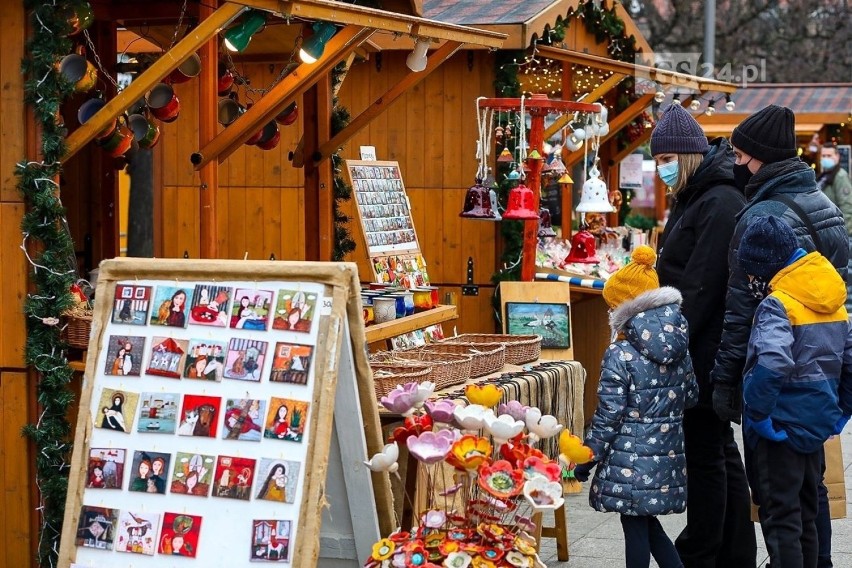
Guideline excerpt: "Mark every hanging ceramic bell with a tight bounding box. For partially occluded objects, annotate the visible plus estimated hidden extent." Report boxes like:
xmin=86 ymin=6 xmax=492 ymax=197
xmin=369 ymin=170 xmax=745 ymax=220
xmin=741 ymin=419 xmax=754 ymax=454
xmin=538 ymin=207 xmax=557 ymax=238
xmin=576 ymin=167 xmax=614 ymax=213
xmin=527 ymin=149 xmax=542 ymax=160
xmin=564 ymin=228 xmax=600 ymax=264
xmin=549 ymin=153 xmax=567 ymax=176
xmin=497 ymin=148 xmax=513 ymax=162
xmin=460 ymin=180 xmax=498 ymax=220
xmin=495 ymin=125 xmax=504 ymax=141
xmin=558 ymin=173 xmax=574 ymax=184
xmin=565 ymin=129 xmax=584 ymax=152
xmin=507 ymin=168 xmax=521 ymax=181
xmin=502 ymin=182 xmax=538 ymax=220
xmin=489 ymin=188 xmax=503 ymax=221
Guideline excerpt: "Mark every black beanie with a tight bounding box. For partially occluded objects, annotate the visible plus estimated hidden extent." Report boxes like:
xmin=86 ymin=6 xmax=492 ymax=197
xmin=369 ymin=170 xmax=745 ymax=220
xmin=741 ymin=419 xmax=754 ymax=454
xmin=731 ymin=104 xmax=797 ymax=163
xmin=737 ymin=216 xmax=798 ymax=279
xmin=650 ymin=104 xmax=710 ymax=155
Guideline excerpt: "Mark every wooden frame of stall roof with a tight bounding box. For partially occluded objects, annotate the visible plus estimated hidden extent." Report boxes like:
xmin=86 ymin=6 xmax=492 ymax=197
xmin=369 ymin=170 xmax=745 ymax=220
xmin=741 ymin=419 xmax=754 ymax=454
xmin=64 ymin=0 xmax=505 ymax=260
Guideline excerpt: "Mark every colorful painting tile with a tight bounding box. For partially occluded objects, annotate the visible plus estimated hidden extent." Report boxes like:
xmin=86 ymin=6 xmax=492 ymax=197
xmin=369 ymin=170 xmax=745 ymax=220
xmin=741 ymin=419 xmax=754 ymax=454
xmin=103 ymin=335 xmax=146 ymax=376
xmin=212 ymin=455 xmax=257 ymax=501
xmin=271 ymin=289 xmax=318 ymax=333
xmin=112 ymin=284 xmax=152 ymax=325
xmin=177 ymin=394 xmax=221 ymax=438
xmin=188 ymin=284 xmax=232 ymax=327
xmin=230 ymin=287 xmax=274 ymax=330
xmin=145 ymin=336 xmax=189 ymax=378
xmin=128 ymin=450 xmax=171 ymax=494
xmin=170 ymin=452 xmax=215 ymax=497
xmin=255 ymin=458 xmax=300 ymax=504
xmin=137 ymin=391 xmax=179 ymax=434
xmin=269 ymin=342 xmax=313 ymax=385
xmin=86 ymin=448 xmax=125 ymax=490
xmin=94 ymin=388 xmax=139 ymax=434
xmin=264 ymin=397 xmax=309 ymax=443
xmin=149 ymin=285 xmax=193 ymax=328
xmin=158 ymin=512 xmax=202 ymax=558
xmin=223 ymin=337 xmax=268 ymax=382
xmin=115 ymin=510 xmax=160 ymax=556
xmin=75 ymin=506 xmax=118 ymax=551
xmin=222 ymin=398 xmax=266 ymax=442
xmin=250 ymin=520 xmax=292 ymax=562
xmin=183 ymin=339 xmax=228 ymax=382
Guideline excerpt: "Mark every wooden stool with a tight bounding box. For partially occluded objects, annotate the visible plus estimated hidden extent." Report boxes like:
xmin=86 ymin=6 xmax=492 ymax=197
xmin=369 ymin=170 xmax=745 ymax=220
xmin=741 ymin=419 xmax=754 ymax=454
xmin=532 ymin=502 xmax=569 ymax=561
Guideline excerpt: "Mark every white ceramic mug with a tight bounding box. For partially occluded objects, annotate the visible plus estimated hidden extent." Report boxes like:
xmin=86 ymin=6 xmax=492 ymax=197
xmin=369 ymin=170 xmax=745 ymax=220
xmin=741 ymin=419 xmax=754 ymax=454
xmin=373 ymin=297 xmax=397 ymax=324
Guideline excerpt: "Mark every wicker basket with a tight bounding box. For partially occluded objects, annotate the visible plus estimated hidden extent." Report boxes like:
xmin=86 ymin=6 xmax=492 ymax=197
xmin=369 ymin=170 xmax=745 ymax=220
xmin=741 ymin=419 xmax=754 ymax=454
xmin=375 ymin=350 xmax=473 ymax=390
xmin=444 ymin=334 xmax=542 ymax=365
xmin=62 ymin=313 xmax=93 ymax=349
xmin=370 ymin=364 xmax=433 ymax=399
xmin=416 ymin=342 xmax=506 ymax=378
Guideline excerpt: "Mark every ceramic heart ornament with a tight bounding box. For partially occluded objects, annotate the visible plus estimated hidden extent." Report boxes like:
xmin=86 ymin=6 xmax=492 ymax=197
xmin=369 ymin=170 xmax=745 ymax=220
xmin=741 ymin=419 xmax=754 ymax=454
xmin=364 ymin=442 xmax=400 ymax=473
xmin=558 ymin=430 xmax=594 ymax=465
xmin=406 ymin=429 xmax=455 ymax=464
xmin=453 ymin=404 xmax=493 ymax=431
xmin=523 ymin=476 xmax=564 ymax=511
xmin=484 ymin=413 xmax=525 ymax=445
xmin=524 ymin=407 xmax=563 ymax=442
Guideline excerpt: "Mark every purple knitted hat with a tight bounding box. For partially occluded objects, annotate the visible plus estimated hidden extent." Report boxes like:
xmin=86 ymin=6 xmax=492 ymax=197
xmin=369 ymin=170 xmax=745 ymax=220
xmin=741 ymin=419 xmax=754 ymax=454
xmin=650 ymin=104 xmax=710 ymax=156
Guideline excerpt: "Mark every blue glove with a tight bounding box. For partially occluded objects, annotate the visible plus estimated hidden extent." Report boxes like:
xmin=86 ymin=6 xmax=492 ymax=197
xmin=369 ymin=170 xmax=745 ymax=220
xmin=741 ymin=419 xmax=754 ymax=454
xmin=573 ymin=461 xmax=596 ymax=482
xmin=750 ymin=416 xmax=788 ymax=442
xmin=833 ymin=414 xmax=851 ymax=435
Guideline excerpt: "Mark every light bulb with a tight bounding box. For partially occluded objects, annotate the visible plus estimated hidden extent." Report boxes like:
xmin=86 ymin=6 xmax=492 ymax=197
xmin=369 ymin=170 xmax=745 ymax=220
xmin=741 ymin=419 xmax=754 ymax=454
xmin=689 ymin=99 xmax=701 ymax=111
xmin=705 ymin=104 xmax=716 ymax=117
xmin=725 ymin=100 xmax=736 ymax=111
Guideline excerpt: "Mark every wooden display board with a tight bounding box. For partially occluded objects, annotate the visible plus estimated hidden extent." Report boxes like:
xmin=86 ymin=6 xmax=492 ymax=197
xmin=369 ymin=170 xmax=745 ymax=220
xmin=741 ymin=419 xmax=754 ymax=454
xmin=59 ymin=259 xmax=393 ymax=568
xmin=343 ymin=160 xmax=431 ymax=287
xmin=499 ymin=281 xmax=574 ymax=361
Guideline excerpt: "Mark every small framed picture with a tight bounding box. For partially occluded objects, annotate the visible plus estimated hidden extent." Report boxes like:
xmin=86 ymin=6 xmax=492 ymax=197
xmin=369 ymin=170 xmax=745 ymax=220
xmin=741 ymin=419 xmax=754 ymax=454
xmin=86 ymin=448 xmax=126 ymax=490
xmin=264 ymin=397 xmax=310 ymax=443
xmin=178 ymin=394 xmax=222 ymax=438
xmin=137 ymin=391 xmax=179 ymax=434
xmin=127 ymin=450 xmax=171 ymax=494
xmin=255 ymin=458 xmax=301 ymax=504
xmin=158 ymin=512 xmax=202 ymax=557
xmin=212 ymin=455 xmax=257 ymax=500
xmin=75 ymin=506 xmax=118 ymax=551
xmin=250 ymin=519 xmax=292 ymax=562
xmin=149 ymin=286 xmax=193 ymax=328
xmin=115 ymin=510 xmax=160 ymax=556
xmin=505 ymin=302 xmax=571 ymax=348
xmin=269 ymin=342 xmax=313 ymax=385
xmin=103 ymin=335 xmax=146 ymax=377
xmin=183 ymin=339 xmax=228 ymax=382
xmin=112 ymin=285 xmax=152 ymax=325
xmin=222 ymin=398 xmax=266 ymax=442
xmin=95 ymin=388 xmax=139 ymax=434
xmin=171 ymin=452 xmax=215 ymax=497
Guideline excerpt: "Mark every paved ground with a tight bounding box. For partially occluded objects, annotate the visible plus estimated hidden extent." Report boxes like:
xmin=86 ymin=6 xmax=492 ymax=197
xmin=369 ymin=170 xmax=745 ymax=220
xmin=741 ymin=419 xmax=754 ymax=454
xmin=537 ymin=425 xmax=852 ymax=567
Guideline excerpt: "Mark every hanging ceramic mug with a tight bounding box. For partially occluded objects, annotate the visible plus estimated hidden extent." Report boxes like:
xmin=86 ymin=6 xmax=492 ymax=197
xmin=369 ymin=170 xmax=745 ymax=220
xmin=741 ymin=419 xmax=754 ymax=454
xmin=167 ymin=53 xmax=202 ymax=84
xmin=255 ymin=121 xmax=280 ymax=150
xmin=146 ymin=83 xmax=181 ymax=123
xmin=243 ymin=104 xmax=264 ymax=145
xmin=128 ymin=113 xmax=161 ymax=149
xmin=217 ymin=62 xmax=235 ymax=96
xmin=58 ymin=48 xmax=98 ymax=92
xmin=217 ymin=97 xmax=245 ymax=127
xmin=77 ymin=96 xmax=117 ymax=139
xmin=63 ymin=1 xmax=94 ymax=36
xmin=274 ymin=102 xmax=298 ymax=126
xmin=98 ymin=118 xmax=134 ymax=157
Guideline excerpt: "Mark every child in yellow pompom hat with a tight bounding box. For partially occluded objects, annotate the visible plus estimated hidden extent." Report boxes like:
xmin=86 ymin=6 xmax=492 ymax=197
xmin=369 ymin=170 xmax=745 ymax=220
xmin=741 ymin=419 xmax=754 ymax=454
xmin=574 ymin=244 xmax=698 ymax=568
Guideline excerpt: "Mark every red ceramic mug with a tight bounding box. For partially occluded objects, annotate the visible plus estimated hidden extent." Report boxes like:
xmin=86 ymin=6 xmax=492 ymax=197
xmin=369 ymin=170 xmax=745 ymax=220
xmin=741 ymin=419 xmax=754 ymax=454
xmin=256 ymin=121 xmax=280 ymax=150
xmin=146 ymin=83 xmax=180 ymax=123
xmin=128 ymin=113 xmax=161 ymax=149
xmin=167 ymin=53 xmax=202 ymax=84
xmin=217 ymin=62 xmax=235 ymax=95
xmin=217 ymin=97 xmax=245 ymax=127
xmin=275 ymin=102 xmax=298 ymax=126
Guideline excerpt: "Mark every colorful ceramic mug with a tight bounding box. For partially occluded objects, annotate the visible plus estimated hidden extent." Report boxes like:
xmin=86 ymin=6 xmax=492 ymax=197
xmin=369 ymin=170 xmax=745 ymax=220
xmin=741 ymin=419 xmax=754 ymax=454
xmin=146 ymin=83 xmax=181 ymax=123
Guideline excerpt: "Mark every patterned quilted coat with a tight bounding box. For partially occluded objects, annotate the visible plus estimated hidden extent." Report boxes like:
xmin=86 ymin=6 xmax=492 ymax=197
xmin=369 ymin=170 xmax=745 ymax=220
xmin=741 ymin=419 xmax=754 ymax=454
xmin=585 ymin=286 xmax=699 ymax=516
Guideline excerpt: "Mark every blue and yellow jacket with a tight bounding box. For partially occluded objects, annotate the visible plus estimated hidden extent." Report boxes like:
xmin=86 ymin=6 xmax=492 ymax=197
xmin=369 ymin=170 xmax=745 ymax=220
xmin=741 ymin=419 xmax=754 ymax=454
xmin=743 ymin=251 xmax=852 ymax=453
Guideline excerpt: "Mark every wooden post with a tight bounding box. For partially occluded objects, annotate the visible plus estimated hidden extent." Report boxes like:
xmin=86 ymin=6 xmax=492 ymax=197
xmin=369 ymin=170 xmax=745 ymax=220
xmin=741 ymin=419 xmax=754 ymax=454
xmin=199 ymin=0 xmax=219 ymax=259
xmin=521 ymin=95 xmax=548 ymax=282
xmin=303 ymin=83 xmax=321 ymax=261
xmin=316 ymin=75 xmax=334 ymax=261
xmin=560 ymin=63 xmax=574 ymax=234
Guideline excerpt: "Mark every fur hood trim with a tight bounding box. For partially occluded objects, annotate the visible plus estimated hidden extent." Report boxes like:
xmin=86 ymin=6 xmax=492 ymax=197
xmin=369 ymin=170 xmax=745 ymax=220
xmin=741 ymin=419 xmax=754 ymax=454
xmin=608 ymin=286 xmax=683 ymax=333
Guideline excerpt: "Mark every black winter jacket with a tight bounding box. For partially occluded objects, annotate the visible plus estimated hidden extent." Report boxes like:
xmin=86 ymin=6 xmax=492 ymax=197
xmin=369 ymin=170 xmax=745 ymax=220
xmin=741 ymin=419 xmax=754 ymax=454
xmin=657 ymin=138 xmax=745 ymax=406
xmin=711 ymin=157 xmax=849 ymax=388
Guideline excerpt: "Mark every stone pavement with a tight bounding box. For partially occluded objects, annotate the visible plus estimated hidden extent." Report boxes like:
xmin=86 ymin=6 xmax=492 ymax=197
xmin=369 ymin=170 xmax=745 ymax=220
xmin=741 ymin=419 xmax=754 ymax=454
xmin=537 ymin=426 xmax=852 ymax=567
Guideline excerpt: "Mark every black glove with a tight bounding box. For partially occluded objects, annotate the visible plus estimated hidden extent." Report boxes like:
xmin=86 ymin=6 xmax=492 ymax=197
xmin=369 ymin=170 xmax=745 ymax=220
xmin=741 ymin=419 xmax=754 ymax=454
xmin=573 ymin=461 xmax=596 ymax=482
xmin=712 ymin=383 xmax=742 ymax=424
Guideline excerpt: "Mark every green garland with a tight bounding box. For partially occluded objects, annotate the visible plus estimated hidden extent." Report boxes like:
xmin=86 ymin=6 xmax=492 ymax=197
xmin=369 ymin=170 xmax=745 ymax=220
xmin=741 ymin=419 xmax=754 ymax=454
xmin=330 ymin=62 xmax=356 ymax=261
xmin=18 ymin=2 xmax=79 ymax=567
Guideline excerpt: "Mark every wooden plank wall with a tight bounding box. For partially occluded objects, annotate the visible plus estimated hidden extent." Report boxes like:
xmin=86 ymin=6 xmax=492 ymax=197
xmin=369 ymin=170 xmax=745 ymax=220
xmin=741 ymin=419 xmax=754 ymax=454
xmin=158 ymin=51 xmax=498 ymax=334
xmin=0 ymin=1 xmax=34 ymax=565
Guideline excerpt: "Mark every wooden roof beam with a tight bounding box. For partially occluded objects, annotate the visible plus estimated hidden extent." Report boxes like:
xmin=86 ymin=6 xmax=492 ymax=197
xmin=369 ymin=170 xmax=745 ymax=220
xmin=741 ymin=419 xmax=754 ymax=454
xmin=313 ymin=40 xmax=462 ymax=165
xmin=63 ymin=2 xmax=245 ymax=160
xmin=538 ymin=46 xmax=738 ymax=94
xmin=542 ymin=72 xmax=626 ymax=141
xmin=192 ymin=24 xmax=374 ymax=169
xmin=226 ymin=0 xmax=506 ymax=48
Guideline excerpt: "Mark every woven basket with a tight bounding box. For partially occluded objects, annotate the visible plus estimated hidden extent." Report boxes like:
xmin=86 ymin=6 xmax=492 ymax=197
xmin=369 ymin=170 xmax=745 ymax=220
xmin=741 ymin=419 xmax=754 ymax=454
xmin=375 ymin=351 xmax=472 ymax=390
xmin=444 ymin=334 xmax=542 ymax=365
xmin=417 ymin=342 xmax=506 ymax=378
xmin=370 ymin=364 xmax=433 ymax=399
xmin=62 ymin=313 xmax=93 ymax=349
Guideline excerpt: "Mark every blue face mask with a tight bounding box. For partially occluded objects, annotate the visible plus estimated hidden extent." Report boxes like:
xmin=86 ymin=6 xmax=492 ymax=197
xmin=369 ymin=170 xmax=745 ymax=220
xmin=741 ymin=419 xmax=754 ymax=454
xmin=657 ymin=161 xmax=679 ymax=187
xmin=821 ymin=157 xmax=837 ymax=170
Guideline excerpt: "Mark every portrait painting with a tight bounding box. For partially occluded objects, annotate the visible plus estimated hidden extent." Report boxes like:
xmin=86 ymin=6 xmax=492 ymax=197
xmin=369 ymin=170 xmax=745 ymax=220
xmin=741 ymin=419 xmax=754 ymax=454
xmin=183 ymin=339 xmax=228 ymax=381
xmin=86 ymin=448 xmax=125 ymax=490
xmin=271 ymin=289 xmax=318 ymax=333
xmin=170 ymin=452 xmax=215 ymax=497
xmin=103 ymin=335 xmax=145 ymax=376
xmin=255 ymin=458 xmax=300 ymax=504
xmin=264 ymin=397 xmax=310 ymax=443
xmin=128 ymin=450 xmax=171 ymax=495
xmin=94 ymin=388 xmax=139 ymax=434
xmin=158 ymin=512 xmax=202 ymax=558
xmin=230 ymin=287 xmax=274 ymax=330
xmin=149 ymin=285 xmax=193 ymax=328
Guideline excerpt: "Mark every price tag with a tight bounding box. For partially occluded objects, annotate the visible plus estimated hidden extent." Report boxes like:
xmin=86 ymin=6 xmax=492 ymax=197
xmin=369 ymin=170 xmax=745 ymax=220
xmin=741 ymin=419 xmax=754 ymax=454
xmin=320 ymin=297 xmax=333 ymax=315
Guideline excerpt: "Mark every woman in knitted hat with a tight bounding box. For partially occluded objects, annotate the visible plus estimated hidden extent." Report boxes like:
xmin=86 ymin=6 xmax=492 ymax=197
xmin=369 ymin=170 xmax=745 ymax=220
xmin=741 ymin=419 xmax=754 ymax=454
xmin=712 ymin=104 xmax=848 ymax=567
xmin=736 ymin=215 xmax=852 ymax=567
xmin=650 ymin=103 xmax=756 ymax=566
xmin=573 ymin=246 xmax=698 ymax=568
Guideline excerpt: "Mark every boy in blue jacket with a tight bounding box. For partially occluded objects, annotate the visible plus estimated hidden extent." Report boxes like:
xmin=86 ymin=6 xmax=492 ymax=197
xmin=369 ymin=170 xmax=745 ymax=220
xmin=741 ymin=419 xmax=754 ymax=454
xmin=737 ymin=216 xmax=852 ymax=568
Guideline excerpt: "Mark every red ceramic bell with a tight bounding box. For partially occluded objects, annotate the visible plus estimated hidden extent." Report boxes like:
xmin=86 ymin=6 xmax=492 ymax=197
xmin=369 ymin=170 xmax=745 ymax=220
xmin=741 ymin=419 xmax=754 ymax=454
xmin=538 ymin=207 xmax=557 ymax=238
xmin=460 ymin=180 xmax=499 ymax=220
xmin=563 ymin=228 xmax=600 ymax=264
xmin=501 ymin=182 xmax=538 ymax=220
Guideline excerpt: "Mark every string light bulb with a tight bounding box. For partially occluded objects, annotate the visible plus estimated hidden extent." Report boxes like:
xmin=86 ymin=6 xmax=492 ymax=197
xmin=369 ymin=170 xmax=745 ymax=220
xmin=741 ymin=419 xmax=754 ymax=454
xmin=689 ymin=99 xmax=701 ymax=111
xmin=705 ymin=100 xmax=716 ymax=116
xmin=654 ymin=83 xmax=665 ymax=103
xmin=725 ymin=94 xmax=736 ymax=111
xmin=671 ymin=94 xmax=681 ymax=106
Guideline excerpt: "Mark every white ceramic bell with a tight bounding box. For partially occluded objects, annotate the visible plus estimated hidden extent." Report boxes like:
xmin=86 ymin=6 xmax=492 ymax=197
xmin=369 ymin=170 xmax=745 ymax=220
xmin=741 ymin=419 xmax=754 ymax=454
xmin=576 ymin=166 xmax=614 ymax=212
xmin=565 ymin=129 xmax=584 ymax=152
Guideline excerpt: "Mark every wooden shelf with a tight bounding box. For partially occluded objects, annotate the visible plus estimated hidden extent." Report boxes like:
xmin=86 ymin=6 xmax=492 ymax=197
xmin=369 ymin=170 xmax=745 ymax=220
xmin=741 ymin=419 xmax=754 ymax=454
xmin=364 ymin=304 xmax=458 ymax=344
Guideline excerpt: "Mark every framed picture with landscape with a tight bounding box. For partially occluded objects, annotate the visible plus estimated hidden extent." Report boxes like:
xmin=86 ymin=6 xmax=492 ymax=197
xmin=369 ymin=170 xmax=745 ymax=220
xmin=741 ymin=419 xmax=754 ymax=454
xmin=505 ymin=302 xmax=571 ymax=349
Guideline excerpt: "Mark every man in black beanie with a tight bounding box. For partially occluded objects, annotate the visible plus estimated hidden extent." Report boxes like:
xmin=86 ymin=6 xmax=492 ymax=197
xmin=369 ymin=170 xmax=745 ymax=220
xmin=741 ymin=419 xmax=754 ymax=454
xmin=712 ymin=104 xmax=849 ymax=568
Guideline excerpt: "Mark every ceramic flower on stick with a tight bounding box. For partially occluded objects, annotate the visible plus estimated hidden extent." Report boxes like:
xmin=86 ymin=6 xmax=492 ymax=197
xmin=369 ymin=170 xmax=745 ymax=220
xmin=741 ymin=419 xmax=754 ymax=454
xmin=363 ymin=381 xmax=570 ymax=568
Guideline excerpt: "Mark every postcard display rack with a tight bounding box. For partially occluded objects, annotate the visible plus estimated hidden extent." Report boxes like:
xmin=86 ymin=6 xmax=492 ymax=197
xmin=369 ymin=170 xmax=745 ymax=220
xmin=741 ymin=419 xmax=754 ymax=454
xmin=58 ymin=259 xmax=393 ymax=568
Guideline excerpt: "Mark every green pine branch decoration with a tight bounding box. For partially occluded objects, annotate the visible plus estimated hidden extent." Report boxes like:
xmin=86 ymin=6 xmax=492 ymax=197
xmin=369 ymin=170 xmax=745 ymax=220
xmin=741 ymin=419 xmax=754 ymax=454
xmin=331 ymin=62 xmax=356 ymax=261
xmin=18 ymin=2 xmax=80 ymax=566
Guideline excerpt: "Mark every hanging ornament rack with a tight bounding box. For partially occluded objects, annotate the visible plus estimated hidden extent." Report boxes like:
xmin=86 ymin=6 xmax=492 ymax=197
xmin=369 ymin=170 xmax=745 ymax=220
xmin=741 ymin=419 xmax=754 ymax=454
xmin=478 ymin=94 xmax=601 ymax=281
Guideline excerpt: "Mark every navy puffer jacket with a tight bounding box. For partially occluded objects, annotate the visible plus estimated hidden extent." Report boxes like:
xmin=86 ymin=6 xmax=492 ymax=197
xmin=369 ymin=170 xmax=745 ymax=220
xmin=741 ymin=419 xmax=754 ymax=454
xmin=712 ymin=157 xmax=849 ymax=390
xmin=585 ymin=287 xmax=699 ymax=516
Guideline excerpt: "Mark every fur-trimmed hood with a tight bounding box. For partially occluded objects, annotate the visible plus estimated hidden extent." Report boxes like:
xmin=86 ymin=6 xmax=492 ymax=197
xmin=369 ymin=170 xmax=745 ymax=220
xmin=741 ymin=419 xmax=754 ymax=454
xmin=609 ymin=286 xmax=689 ymax=364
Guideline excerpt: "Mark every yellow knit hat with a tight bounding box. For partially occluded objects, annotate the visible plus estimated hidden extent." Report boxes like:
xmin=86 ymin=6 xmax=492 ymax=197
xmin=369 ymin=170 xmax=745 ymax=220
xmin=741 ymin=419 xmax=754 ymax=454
xmin=602 ymin=246 xmax=660 ymax=309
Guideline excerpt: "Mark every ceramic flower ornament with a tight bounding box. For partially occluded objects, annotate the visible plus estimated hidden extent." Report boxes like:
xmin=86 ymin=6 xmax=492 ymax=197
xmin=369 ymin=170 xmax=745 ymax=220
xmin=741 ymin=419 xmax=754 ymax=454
xmin=407 ymin=430 xmax=455 ymax=464
xmin=446 ymin=435 xmax=492 ymax=471
xmin=453 ymin=404 xmax=493 ymax=432
xmin=381 ymin=382 xmax=419 ymax=416
xmin=364 ymin=442 xmax=400 ymax=473
xmin=523 ymin=476 xmax=565 ymax=511
xmin=388 ymin=414 xmax=433 ymax=445
xmin=522 ymin=456 xmax=562 ymax=482
xmin=484 ymin=413 xmax=525 ymax=445
xmin=412 ymin=381 xmax=436 ymax=408
xmin=558 ymin=430 xmax=594 ymax=465
xmin=444 ymin=551 xmax=472 ymax=568
xmin=425 ymin=399 xmax=460 ymax=424
xmin=422 ymin=509 xmax=447 ymax=529
xmin=465 ymin=384 xmax=502 ymax=408
xmin=524 ymin=407 xmax=563 ymax=443
xmin=477 ymin=460 xmax=525 ymax=499
xmin=497 ymin=400 xmax=529 ymax=422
